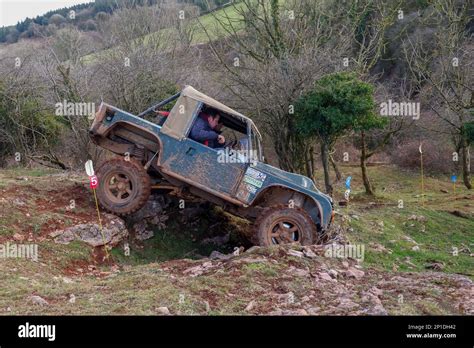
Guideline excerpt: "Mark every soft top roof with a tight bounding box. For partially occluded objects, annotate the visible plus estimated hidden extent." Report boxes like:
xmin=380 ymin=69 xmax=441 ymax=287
xmin=182 ymin=85 xmax=262 ymax=139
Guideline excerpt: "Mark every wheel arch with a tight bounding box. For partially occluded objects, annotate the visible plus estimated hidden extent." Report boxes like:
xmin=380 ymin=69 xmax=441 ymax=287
xmin=251 ymin=184 xmax=324 ymax=230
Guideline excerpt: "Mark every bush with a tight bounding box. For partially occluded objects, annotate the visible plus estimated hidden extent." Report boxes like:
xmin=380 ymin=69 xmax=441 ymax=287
xmin=390 ymin=139 xmax=456 ymax=174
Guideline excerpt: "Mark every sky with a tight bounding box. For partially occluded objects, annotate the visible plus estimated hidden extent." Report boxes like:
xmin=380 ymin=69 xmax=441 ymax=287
xmin=0 ymin=0 xmax=92 ymax=27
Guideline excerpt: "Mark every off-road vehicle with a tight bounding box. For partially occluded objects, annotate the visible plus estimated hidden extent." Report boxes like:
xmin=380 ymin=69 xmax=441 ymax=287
xmin=89 ymin=86 xmax=334 ymax=246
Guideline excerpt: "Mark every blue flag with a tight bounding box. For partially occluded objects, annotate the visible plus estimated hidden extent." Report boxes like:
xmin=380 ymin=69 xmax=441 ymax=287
xmin=345 ymin=176 xmax=352 ymax=189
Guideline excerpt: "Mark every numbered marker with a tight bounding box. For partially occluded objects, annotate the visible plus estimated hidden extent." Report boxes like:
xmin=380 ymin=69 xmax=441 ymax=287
xmin=89 ymin=175 xmax=98 ymax=189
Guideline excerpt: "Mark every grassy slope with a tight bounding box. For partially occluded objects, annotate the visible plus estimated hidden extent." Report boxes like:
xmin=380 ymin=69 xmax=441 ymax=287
xmin=328 ymin=164 xmax=473 ymax=277
xmin=0 ymin=164 xmax=472 ymax=315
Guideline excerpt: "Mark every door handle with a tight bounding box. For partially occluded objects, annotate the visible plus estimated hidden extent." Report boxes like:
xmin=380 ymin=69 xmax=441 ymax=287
xmin=186 ymin=147 xmax=196 ymax=156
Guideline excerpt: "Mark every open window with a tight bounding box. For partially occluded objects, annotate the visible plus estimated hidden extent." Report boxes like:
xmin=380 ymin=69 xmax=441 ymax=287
xmin=187 ymin=104 xmax=251 ymax=154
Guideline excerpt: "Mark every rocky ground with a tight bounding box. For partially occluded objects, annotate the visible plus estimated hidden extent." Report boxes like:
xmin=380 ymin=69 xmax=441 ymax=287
xmin=0 ymin=167 xmax=473 ymax=315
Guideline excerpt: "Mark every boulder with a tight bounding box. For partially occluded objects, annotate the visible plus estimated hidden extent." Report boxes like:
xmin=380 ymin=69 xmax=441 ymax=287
xmin=50 ymin=214 xmax=128 ymax=247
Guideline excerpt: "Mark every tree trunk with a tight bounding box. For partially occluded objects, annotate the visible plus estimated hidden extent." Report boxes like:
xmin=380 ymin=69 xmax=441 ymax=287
xmin=329 ymin=152 xmax=342 ymax=181
xmin=461 ymin=140 xmax=472 ymax=189
xmin=360 ymin=131 xmax=375 ymax=195
xmin=320 ymin=141 xmax=333 ymax=195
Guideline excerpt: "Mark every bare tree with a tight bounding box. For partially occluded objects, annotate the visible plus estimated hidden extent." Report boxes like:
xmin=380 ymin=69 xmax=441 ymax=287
xmin=201 ymin=0 xmax=349 ymax=182
xmin=403 ymin=0 xmax=473 ymax=189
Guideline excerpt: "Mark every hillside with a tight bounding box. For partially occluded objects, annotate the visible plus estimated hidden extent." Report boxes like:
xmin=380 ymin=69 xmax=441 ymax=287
xmin=1 ymin=165 xmax=472 ymax=315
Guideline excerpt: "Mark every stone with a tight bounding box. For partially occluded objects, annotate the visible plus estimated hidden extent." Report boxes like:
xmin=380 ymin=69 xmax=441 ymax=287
xmin=412 ymin=245 xmax=420 ymax=251
xmin=156 ymin=306 xmax=170 ymax=315
xmin=344 ymin=267 xmax=365 ymax=280
xmin=133 ymin=221 xmax=154 ymax=241
xmin=328 ymin=269 xmax=338 ymax=279
xmin=50 ymin=214 xmax=128 ymax=247
xmin=13 ymin=233 xmax=25 ymax=242
xmin=209 ymin=250 xmax=233 ymax=260
xmin=244 ymin=300 xmax=256 ymax=312
xmin=302 ymin=247 xmax=317 ymax=259
xmin=425 ymin=262 xmax=444 ymax=271
xmin=30 ymin=295 xmax=49 ymax=306
xmin=319 ymin=272 xmax=334 ymax=281
xmin=287 ymin=249 xmax=304 ymax=258
xmin=338 ymin=298 xmax=359 ymax=310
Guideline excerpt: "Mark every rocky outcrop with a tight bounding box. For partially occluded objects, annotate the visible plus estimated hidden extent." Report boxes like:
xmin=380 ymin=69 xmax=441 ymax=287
xmin=49 ymin=214 xmax=128 ymax=247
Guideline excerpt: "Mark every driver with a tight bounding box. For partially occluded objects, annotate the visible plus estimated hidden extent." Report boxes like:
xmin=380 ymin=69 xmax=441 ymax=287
xmin=189 ymin=109 xmax=225 ymax=148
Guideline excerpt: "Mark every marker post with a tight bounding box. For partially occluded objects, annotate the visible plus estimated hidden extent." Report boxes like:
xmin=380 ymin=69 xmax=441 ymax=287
xmin=451 ymin=175 xmax=457 ymax=195
xmin=85 ymin=160 xmax=109 ymax=259
xmin=419 ymin=143 xmax=424 ymax=207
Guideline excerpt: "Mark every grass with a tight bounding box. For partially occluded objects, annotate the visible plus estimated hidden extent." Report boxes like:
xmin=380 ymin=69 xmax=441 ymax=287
xmin=327 ymin=164 xmax=474 ymax=277
xmin=0 ymin=164 xmax=472 ymax=314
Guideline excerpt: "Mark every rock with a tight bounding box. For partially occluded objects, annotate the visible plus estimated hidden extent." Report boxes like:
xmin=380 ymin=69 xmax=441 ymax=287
xmin=50 ymin=214 xmax=128 ymax=247
xmin=328 ymin=269 xmax=338 ymax=279
xmin=341 ymin=261 xmax=349 ymax=268
xmin=319 ymin=272 xmax=334 ymax=281
xmin=369 ymin=286 xmax=383 ymax=297
xmin=368 ymin=304 xmax=388 ymax=315
xmin=287 ymin=249 xmax=304 ymax=258
xmin=30 ymin=295 xmax=49 ymax=306
xmin=369 ymin=242 xmax=392 ymax=254
xmin=133 ymin=221 xmax=154 ymax=241
xmin=209 ymin=250 xmax=233 ymax=260
xmin=440 ymin=189 xmax=449 ymax=193
xmin=349 ymin=214 xmax=360 ymax=220
xmin=204 ymin=301 xmax=210 ymax=312
xmin=244 ymin=300 xmax=256 ymax=312
xmin=338 ymin=298 xmax=360 ymax=310
xmin=292 ymin=309 xmax=308 ymax=315
xmin=411 ymin=245 xmax=420 ymax=251
xmin=306 ymin=307 xmax=321 ymax=315
xmin=12 ymin=233 xmax=25 ymax=242
xmin=302 ymin=247 xmax=317 ymax=259
xmin=245 ymin=246 xmax=261 ymax=254
xmin=156 ymin=306 xmax=170 ymax=315
xmin=425 ymin=262 xmax=444 ymax=271
xmin=344 ymin=267 xmax=365 ymax=280
xmin=408 ymin=215 xmax=427 ymax=222
xmin=288 ymin=266 xmax=309 ymax=277
xmin=183 ymin=261 xmax=217 ymax=277
xmin=13 ymin=198 xmax=26 ymax=206
xmin=62 ymin=277 xmax=73 ymax=284
xmin=377 ymin=221 xmax=384 ymax=228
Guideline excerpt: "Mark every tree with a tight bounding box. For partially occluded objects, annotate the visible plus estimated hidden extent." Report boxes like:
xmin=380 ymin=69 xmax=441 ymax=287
xmin=295 ymin=72 xmax=381 ymax=195
xmin=403 ymin=0 xmax=473 ymax=189
xmin=202 ymin=0 xmax=348 ymax=175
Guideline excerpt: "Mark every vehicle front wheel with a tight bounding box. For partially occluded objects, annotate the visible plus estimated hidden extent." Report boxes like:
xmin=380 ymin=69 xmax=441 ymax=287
xmin=255 ymin=206 xmax=315 ymax=246
xmin=96 ymin=158 xmax=151 ymax=215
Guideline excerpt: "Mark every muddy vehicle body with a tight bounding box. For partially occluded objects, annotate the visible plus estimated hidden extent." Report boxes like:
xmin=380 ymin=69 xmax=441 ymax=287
xmin=89 ymin=86 xmax=334 ymax=246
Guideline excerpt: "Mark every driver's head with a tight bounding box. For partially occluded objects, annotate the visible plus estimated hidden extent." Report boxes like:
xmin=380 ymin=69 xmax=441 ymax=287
xmin=207 ymin=112 xmax=221 ymax=129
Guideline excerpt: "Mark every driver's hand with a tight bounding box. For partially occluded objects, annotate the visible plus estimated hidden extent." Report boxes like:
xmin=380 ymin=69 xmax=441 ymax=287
xmin=217 ymin=135 xmax=225 ymax=144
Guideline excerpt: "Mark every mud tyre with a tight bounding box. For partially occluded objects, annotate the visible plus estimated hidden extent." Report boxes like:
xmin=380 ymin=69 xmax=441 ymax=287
xmin=255 ymin=205 xmax=315 ymax=246
xmin=96 ymin=158 xmax=151 ymax=215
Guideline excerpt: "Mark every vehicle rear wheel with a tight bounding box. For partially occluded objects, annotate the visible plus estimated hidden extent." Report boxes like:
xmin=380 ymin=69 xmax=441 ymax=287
xmin=255 ymin=206 xmax=315 ymax=246
xmin=96 ymin=158 xmax=151 ymax=215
